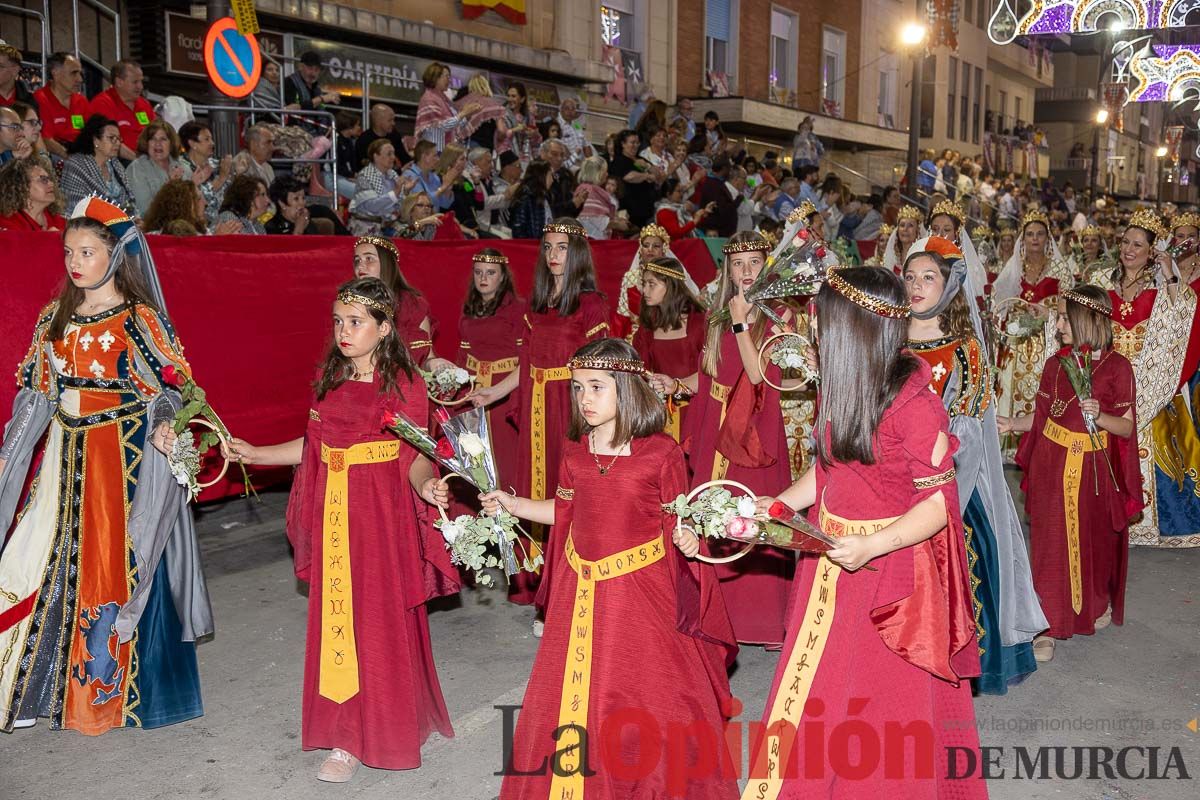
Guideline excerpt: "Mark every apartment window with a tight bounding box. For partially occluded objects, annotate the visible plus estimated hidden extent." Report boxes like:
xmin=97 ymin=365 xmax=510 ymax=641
xmin=878 ymin=55 xmax=898 ymax=129
xmin=920 ymin=55 xmax=936 ymax=138
xmin=965 ymin=0 xmax=974 ymax=27
xmin=706 ymin=0 xmax=731 ymax=80
xmin=769 ymin=8 xmax=797 ymax=92
xmin=973 ymin=67 xmax=982 ymax=143
xmin=948 ymin=56 xmax=958 ymax=139
xmin=998 ymin=88 xmax=1007 ymax=132
xmin=821 ymin=26 xmax=847 ymax=116
xmin=1015 ymin=95 xmax=1022 ymax=128
xmin=977 ymin=0 xmax=988 ymax=27
xmin=961 ymin=61 xmax=971 ymax=142
xmin=600 ymin=2 xmax=635 ymax=48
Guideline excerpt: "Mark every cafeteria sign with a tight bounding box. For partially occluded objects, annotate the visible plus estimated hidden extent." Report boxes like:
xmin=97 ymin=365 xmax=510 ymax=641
xmin=292 ymin=37 xmax=425 ymax=104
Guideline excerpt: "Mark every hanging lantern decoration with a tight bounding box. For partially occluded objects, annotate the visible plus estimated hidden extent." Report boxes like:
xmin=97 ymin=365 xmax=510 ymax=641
xmin=1102 ymin=82 xmax=1128 ymax=132
xmin=1165 ymin=125 xmax=1185 ymax=164
xmin=927 ymin=0 xmax=960 ymax=50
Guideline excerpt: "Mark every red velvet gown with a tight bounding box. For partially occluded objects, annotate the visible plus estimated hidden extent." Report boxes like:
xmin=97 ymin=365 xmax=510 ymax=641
xmin=681 ymin=327 xmax=795 ymax=646
xmin=632 ymin=311 xmax=706 ymax=442
xmin=285 ymin=371 xmax=460 ymax=769
xmin=456 ymin=294 xmax=524 ymax=487
xmin=500 ymin=434 xmax=738 ymax=800
xmin=397 ymin=291 xmax=434 ymax=364
xmin=512 ymin=291 xmax=610 ymax=604
xmin=1016 ymin=351 xmax=1141 ymax=639
xmin=746 ymin=362 xmax=985 ymax=799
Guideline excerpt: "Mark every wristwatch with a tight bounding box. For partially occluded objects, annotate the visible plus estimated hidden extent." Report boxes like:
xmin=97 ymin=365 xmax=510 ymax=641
xmin=731 ymin=321 xmax=750 ymax=334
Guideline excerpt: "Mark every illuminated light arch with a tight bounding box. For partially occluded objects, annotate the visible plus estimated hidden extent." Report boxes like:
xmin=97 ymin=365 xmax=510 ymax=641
xmin=1071 ymin=0 xmax=1146 ymax=31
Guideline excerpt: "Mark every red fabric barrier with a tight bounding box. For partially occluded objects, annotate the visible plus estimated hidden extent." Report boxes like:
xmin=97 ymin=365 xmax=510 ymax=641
xmin=0 ymin=232 xmax=717 ymax=500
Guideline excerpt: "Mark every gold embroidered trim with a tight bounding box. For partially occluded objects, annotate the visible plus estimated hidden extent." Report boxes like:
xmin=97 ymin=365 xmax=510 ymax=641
xmin=556 ymin=486 xmax=575 ymax=501
xmin=913 ymin=467 xmax=956 ymax=489
xmin=585 ymin=322 xmax=609 ymax=338
xmin=309 ymin=409 xmax=321 ymax=421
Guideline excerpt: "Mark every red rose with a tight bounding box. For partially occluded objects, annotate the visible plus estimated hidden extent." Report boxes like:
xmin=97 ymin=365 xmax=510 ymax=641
xmin=161 ymin=365 xmax=182 ymax=387
xmin=796 ymin=229 xmax=810 ymax=241
xmin=814 ymin=246 xmax=827 ymax=259
xmin=381 ymin=409 xmax=400 ymax=429
xmin=434 ymin=407 xmax=452 ymax=425
xmin=435 ymin=438 xmax=455 ymax=459
xmin=1078 ymin=345 xmax=1093 ymax=355
xmin=768 ymin=501 xmax=794 ymax=521
xmin=1055 ymin=346 xmax=1072 ymax=358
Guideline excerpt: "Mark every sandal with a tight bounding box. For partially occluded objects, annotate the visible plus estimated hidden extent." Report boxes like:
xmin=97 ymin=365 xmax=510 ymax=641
xmin=1094 ymin=606 xmax=1112 ymax=630
xmin=316 ymin=748 xmax=360 ymax=783
xmin=1032 ymin=635 xmax=1056 ymax=663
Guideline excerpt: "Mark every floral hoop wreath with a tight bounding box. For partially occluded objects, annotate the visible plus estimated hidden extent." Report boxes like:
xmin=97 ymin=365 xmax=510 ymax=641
xmin=756 ymin=331 xmax=818 ymax=392
xmin=991 ymin=295 xmax=1050 ymax=341
xmin=677 ymin=479 xmax=758 ymax=564
xmin=427 ymin=381 xmax=478 ymax=407
xmin=189 ymin=417 xmax=231 ymax=490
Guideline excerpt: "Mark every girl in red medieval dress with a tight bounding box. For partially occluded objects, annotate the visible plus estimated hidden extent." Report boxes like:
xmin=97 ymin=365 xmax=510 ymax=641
xmin=468 ymin=219 xmax=610 ymax=619
xmin=746 ymin=267 xmax=985 ymax=798
xmin=635 ymin=256 xmax=707 ymax=442
xmin=1001 ymin=285 xmax=1140 ymax=663
xmin=222 ymin=277 xmax=460 ymax=782
xmin=679 ymin=231 xmax=796 ymax=647
xmin=482 ymin=338 xmax=738 ymax=800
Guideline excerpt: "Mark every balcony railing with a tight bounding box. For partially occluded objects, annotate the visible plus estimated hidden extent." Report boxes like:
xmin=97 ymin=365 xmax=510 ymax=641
xmin=1035 ymin=87 xmax=1096 ymax=102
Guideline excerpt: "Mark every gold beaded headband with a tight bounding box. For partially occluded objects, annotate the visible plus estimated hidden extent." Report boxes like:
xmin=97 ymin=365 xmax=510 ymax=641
xmin=825 ymin=267 xmax=911 ymax=319
xmin=928 ymin=199 xmax=966 ymax=226
xmin=878 ymin=224 xmax=895 ymax=239
xmin=642 ymin=260 xmax=688 ymax=282
xmin=722 ymin=235 xmax=771 ymax=255
xmin=639 ymin=223 xmax=670 ymax=244
xmin=337 ymin=290 xmax=394 ymax=318
xmin=355 ymin=235 xmax=398 ymax=260
xmin=1062 ymin=288 xmax=1111 ymax=316
xmin=543 ymin=221 xmax=587 ymax=238
xmin=1078 ymin=225 xmax=1102 ymax=238
xmin=473 ymin=251 xmax=509 ymax=264
xmin=897 ymin=205 xmax=924 ymax=223
xmin=1021 ymin=209 xmax=1050 ymax=231
xmin=1127 ymin=208 xmax=1167 ymax=239
xmin=566 ymin=355 xmax=649 ymax=376
xmin=1169 ymin=211 xmax=1200 ymax=233
xmin=786 ymin=200 xmax=820 ymax=225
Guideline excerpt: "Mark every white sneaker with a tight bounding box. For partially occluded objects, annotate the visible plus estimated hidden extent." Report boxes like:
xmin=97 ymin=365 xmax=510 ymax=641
xmin=11 ymin=718 xmax=36 ymax=729
xmin=532 ymin=619 xmax=544 ymax=638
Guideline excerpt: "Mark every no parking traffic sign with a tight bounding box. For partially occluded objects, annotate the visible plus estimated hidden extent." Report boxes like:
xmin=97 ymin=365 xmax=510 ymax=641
xmin=204 ymin=17 xmax=262 ymax=99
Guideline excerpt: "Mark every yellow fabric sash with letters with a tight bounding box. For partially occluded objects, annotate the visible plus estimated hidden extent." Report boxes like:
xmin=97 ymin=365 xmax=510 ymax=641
xmin=529 ymin=365 xmax=572 ymax=503
xmin=466 ymin=354 xmax=519 ymax=388
xmin=1042 ymin=418 xmax=1108 ymax=613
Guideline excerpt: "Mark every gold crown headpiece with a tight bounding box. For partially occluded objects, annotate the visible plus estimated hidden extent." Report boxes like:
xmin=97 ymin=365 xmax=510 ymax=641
xmin=543 ymin=220 xmax=587 ymax=238
xmin=825 ymin=267 xmax=911 ymax=319
xmin=1061 ymin=287 xmax=1112 ymax=316
xmin=1021 ymin=209 xmax=1050 ymax=231
xmin=897 ymin=205 xmax=924 ymax=223
xmin=879 ymin=223 xmax=895 ymax=239
xmin=1169 ymin=211 xmax=1200 ymax=233
xmin=473 ymin=251 xmax=509 ymax=264
xmin=928 ymin=199 xmax=966 ymax=226
xmin=566 ymin=355 xmax=649 ymax=377
xmin=786 ymin=200 xmax=820 ymax=225
xmin=638 ymin=223 xmax=670 ymax=244
xmin=1078 ymin=224 xmax=1103 ymax=238
xmin=972 ymin=225 xmax=992 ymax=241
xmin=355 ymin=235 xmax=398 ymax=260
xmin=641 ymin=259 xmax=688 ymax=282
xmin=1127 ymin=207 xmax=1167 ymax=239
xmin=722 ymin=234 xmax=772 ymax=255
xmin=337 ymin=290 xmax=394 ymax=318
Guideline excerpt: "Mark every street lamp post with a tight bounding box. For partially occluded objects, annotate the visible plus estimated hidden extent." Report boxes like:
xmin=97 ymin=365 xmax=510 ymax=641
xmin=901 ymin=13 xmax=927 ymax=199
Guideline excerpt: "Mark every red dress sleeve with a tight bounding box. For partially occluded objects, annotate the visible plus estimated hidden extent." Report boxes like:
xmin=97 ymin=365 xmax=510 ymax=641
xmin=1095 ymin=353 xmax=1143 ymax=522
xmin=631 ymin=324 xmax=652 ymax=364
xmin=656 ymin=207 xmax=696 ymax=240
xmin=578 ymin=292 xmax=611 ymax=342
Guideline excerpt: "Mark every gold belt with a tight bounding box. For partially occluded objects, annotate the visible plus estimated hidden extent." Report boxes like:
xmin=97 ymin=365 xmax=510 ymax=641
xmin=743 ymin=506 xmax=899 ymax=800
xmin=550 ymin=531 xmax=666 ymax=799
xmin=1042 ymin=418 xmax=1108 ymax=614
xmin=466 ymin=354 xmax=519 ymax=388
xmin=317 ymin=439 xmax=401 ymax=703
xmin=529 ymin=365 xmax=572 ymax=503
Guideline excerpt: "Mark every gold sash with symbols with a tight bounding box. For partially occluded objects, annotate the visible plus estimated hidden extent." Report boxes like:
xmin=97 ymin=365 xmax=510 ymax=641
xmin=742 ymin=506 xmax=898 ymax=800
xmin=466 ymin=354 xmax=519 ymax=388
xmin=318 ymin=439 xmax=401 ymax=703
xmin=1042 ymin=418 xmax=1108 ymax=614
xmin=549 ymin=531 xmax=666 ymax=799
xmin=530 ymin=365 xmax=572 ymax=503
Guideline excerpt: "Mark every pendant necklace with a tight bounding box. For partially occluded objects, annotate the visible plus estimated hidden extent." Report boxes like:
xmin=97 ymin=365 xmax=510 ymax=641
xmin=589 ymin=431 xmax=621 ymax=475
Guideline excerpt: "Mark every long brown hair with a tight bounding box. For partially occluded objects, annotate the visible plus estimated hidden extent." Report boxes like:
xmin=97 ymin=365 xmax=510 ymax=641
xmin=357 ymin=239 xmax=419 ymax=302
xmin=567 ymin=338 xmax=665 ymax=448
xmin=314 ymin=277 xmax=415 ymax=400
xmin=638 ymin=257 xmax=704 ymax=332
xmin=143 ymin=178 xmax=206 ymax=234
xmin=702 ymin=231 xmax=771 ymax=377
xmin=462 ymin=249 xmax=517 ymax=318
xmin=531 ymin=218 xmax=599 ymax=315
xmin=50 ymin=218 xmax=158 ymax=341
xmin=814 ymin=267 xmax=920 ymax=466
xmin=902 ymin=250 xmax=973 ymax=339
xmin=1063 ymin=284 xmax=1113 ymax=352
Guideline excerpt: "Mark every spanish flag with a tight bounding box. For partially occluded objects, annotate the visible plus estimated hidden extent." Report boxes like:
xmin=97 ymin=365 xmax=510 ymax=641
xmin=462 ymin=0 xmax=527 ymax=24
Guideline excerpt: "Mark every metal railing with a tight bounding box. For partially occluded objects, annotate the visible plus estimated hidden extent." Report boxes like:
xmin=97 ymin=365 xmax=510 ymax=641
xmin=188 ymin=104 xmax=339 ymax=201
xmin=0 ymin=1 xmax=49 ymax=80
xmin=72 ymin=0 xmax=120 ymax=65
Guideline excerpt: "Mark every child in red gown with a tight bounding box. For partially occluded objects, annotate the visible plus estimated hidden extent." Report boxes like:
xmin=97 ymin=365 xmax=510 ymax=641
xmin=634 ymin=256 xmax=706 ymax=441
xmin=483 ymin=338 xmax=738 ymax=799
xmin=469 ymin=218 xmax=611 ymax=611
xmin=352 ymin=235 xmax=444 ymax=367
xmin=1003 ymin=285 xmax=1140 ymax=663
xmin=681 ymin=231 xmax=795 ymax=646
xmin=223 ymin=278 xmax=459 ymax=783
xmin=748 ymin=267 xmax=985 ymax=798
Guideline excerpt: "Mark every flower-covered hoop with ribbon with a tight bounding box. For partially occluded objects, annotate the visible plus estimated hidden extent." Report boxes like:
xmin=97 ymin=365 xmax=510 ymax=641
xmin=673 ymin=479 xmax=759 ymax=564
xmin=756 ymin=331 xmax=819 ymax=392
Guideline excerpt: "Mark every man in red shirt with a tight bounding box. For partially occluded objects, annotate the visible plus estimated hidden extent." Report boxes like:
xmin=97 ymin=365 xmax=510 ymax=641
xmin=0 ymin=43 xmax=38 ymax=109
xmin=88 ymin=59 xmax=154 ymax=160
xmin=32 ymin=52 xmax=89 ymax=158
